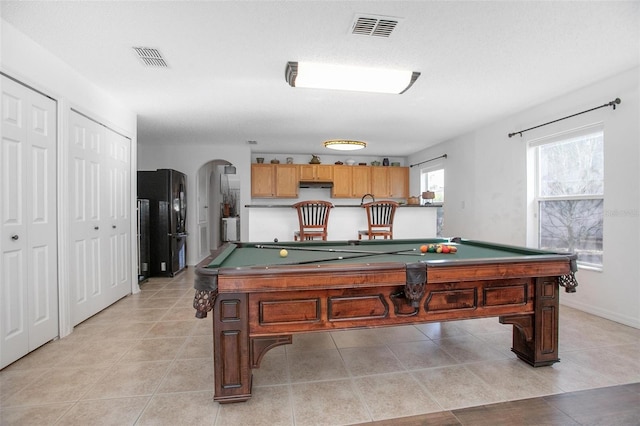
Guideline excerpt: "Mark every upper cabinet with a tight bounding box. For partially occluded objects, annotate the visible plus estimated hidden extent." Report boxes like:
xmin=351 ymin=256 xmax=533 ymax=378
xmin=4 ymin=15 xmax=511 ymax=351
xmin=370 ymin=167 xmax=390 ymax=198
xmin=299 ymin=164 xmax=333 ymax=181
xmin=275 ymin=165 xmax=299 ymax=197
xmin=251 ymin=163 xmax=408 ymax=199
xmin=370 ymin=166 xmax=409 ymax=198
xmin=332 ymin=165 xmax=371 ymax=198
xmin=251 ymin=164 xmax=299 ymax=198
xmin=388 ymin=167 xmax=409 ymax=198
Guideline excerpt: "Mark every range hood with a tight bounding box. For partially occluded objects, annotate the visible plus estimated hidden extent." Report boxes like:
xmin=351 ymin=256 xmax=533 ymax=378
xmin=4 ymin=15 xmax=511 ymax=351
xmin=299 ymin=181 xmax=333 ymax=189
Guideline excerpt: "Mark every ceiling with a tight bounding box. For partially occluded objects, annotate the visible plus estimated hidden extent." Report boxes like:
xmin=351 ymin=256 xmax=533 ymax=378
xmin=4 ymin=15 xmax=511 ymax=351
xmin=2 ymin=1 xmax=638 ymax=157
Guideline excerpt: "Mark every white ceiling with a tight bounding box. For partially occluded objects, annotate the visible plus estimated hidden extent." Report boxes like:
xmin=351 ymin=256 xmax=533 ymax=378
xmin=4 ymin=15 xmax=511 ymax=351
xmin=2 ymin=1 xmax=638 ymax=156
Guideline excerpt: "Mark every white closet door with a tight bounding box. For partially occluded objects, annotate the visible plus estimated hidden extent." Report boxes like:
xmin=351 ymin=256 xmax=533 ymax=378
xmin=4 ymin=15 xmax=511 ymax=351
xmin=1 ymin=75 xmax=58 ymax=368
xmin=69 ymin=110 xmax=131 ymax=325
xmin=104 ymin=128 xmax=130 ymax=302
xmin=69 ymin=112 xmax=103 ymax=324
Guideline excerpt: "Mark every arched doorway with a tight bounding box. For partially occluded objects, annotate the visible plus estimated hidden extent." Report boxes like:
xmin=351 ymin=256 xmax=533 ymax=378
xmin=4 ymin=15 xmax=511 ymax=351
xmin=196 ymin=159 xmax=240 ymax=259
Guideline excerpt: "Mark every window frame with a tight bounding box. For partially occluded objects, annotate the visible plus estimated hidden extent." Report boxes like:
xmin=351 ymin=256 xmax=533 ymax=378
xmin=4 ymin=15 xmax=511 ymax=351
xmin=420 ymin=161 xmax=445 ymax=236
xmin=528 ymin=123 xmax=604 ymax=271
xmin=420 ymin=162 xmax=445 ymax=202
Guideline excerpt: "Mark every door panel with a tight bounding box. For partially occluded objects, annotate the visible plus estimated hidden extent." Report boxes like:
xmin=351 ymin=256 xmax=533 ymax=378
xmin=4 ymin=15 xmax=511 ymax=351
xmin=69 ymin=114 xmax=103 ymax=324
xmin=1 ymin=75 xmax=58 ymax=368
xmin=106 ymin=130 xmax=130 ymax=300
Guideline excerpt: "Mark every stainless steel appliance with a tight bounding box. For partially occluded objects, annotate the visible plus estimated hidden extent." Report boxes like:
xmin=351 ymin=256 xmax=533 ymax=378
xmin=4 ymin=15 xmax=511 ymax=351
xmin=137 ymin=169 xmax=187 ymax=277
xmin=137 ymin=199 xmax=150 ymax=282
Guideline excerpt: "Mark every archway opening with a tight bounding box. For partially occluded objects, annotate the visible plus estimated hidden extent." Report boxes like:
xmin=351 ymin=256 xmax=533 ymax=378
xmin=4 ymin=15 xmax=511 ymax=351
xmin=196 ymin=159 xmax=241 ymax=259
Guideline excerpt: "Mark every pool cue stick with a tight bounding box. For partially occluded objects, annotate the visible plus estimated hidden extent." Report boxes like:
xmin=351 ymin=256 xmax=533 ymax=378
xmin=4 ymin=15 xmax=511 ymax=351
xmin=273 ymin=248 xmax=416 ymax=266
xmin=255 ymin=244 xmax=418 ymax=256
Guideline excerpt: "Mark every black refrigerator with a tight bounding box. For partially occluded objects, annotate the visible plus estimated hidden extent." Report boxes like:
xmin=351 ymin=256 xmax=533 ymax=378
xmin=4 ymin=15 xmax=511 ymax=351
xmin=138 ymin=169 xmax=187 ymax=277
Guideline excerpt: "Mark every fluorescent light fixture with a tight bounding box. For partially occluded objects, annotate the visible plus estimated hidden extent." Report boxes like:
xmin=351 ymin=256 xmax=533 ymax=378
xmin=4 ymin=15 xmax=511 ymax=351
xmin=323 ymin=139 xmax=367 ymax=151
xmin=285 ymin=61 xmax=420 ymax=94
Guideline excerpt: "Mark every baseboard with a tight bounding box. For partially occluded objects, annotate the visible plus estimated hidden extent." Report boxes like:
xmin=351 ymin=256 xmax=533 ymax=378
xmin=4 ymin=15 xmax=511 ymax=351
xmin=561 ymin=299 xmax=640 ymax=329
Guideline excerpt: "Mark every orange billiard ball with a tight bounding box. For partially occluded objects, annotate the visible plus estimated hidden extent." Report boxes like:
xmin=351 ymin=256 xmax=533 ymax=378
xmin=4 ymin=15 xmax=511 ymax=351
xmin=420 ymin=245 xmax=428 ymax=253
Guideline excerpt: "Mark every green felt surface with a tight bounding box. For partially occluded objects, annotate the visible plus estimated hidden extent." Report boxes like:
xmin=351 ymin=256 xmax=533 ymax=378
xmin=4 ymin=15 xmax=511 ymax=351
xmin=206 ymin=239 xmax=553 ymax=269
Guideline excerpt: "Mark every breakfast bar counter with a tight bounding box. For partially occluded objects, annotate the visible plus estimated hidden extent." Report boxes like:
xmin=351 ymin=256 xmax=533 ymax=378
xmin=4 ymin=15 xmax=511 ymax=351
xmin=245 ymin=203 xmax=441 ymax=242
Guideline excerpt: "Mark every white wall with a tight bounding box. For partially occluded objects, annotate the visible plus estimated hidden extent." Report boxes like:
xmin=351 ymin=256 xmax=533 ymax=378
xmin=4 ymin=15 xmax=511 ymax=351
xmin=409 ymin=67 xmax=640 ymax=328
xmin=137 ymin=143 xmax=252 ymax=266
xmin=1 ymin=19 xmax=138 ymax=336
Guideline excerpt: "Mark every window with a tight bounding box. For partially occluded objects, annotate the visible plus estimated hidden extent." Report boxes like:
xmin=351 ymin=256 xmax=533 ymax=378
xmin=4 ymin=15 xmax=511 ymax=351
xmin=422 ymin=169 xmax=444 ymax=203
xmin=421 ymin=166 xmax=444 ymax=236
xmin=531 ymin=126 xmax=604 ymax=268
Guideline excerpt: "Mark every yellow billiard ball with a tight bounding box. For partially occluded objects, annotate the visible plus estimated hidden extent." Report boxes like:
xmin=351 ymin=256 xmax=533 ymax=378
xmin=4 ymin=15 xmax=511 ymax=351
xmin=279 ymin=249 xmax=288 ymax=258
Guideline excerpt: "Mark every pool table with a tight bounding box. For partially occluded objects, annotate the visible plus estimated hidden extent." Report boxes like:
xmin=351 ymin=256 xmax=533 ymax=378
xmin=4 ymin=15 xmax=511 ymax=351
xmin=193 ymin=238 xmax=578 ymax=403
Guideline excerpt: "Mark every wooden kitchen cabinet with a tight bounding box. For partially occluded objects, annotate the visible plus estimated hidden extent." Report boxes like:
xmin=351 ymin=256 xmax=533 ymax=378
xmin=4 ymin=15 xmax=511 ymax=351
xmin=370 ymin=167 xmax=389 ymax=197
xmin=251 ymin=164 xmax=299 ymax=198
xmin=332 ymin=165 xmax=371 ymax=198
xmin=370 ymin=166 xmax=409 ymax=198
xmin=299 ymin=164 xmax=333 ymax=181
xmin=251 ymin=163 xmax=407 ymax=199
xmin=388 ymin=167 xmax=409 ymax=198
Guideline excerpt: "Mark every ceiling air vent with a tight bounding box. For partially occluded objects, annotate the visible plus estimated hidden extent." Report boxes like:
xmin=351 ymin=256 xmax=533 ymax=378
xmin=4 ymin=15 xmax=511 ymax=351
xmin=132 ymin=47 xmax=168 ymax=67
xmin=351 ymin=15 xmax=400 ymax=38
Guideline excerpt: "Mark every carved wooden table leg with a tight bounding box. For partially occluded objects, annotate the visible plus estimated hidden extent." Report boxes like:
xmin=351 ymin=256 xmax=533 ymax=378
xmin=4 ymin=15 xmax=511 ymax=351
xmin=213 ymin=293 xmax=252 ymax=403
xmin=500 ymin=276 xmax=560 ymax=367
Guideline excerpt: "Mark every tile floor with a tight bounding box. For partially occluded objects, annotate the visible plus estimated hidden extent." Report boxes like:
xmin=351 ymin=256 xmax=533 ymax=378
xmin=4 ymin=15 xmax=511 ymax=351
xmin=1 ymin=268 xmax=639 ymax=425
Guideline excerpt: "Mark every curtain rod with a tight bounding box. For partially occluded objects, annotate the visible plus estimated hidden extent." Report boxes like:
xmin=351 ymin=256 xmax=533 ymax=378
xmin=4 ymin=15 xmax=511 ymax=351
xmin=409 ymin=154 xmax=447 ymax=168
xmin=508 ymin=98 xmax=621 ymax=138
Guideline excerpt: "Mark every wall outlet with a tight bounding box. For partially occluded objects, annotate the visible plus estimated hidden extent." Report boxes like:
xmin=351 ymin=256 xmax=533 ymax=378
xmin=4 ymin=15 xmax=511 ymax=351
xmin=161 ymin=262 xmax=166 ymax=271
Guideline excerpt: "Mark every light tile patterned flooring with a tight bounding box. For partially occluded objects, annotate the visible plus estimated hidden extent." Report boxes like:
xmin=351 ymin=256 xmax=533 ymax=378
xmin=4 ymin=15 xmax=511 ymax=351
xmin=1 ymin=268 xmax=639 ymax=425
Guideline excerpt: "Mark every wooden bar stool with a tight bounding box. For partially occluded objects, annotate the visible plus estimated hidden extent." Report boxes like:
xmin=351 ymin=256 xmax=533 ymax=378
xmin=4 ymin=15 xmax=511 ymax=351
xmin=293 ymin=200 xmax=334 ymax=241
xmin=358 ymin=200 xmax=399 ymax=240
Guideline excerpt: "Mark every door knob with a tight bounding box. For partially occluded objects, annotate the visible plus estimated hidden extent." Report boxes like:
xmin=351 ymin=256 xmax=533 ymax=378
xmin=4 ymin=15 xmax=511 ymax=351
xmin=11 ymin=234 xmax=19 ymax=240
xmin=94 ymin=226 xmax=99 ymax=230
xmin=112 ymin=225 xmax=116 ymax=229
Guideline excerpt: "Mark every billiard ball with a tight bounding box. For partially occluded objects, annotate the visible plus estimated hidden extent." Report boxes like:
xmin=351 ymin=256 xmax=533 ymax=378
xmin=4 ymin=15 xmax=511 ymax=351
xmin=449 ymin=246 xmax=458 ymax=253
xmin=279 ymin=249 xmax=288 ymax=257
xmin=420 ymin=245 xmax=428 ymax=253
